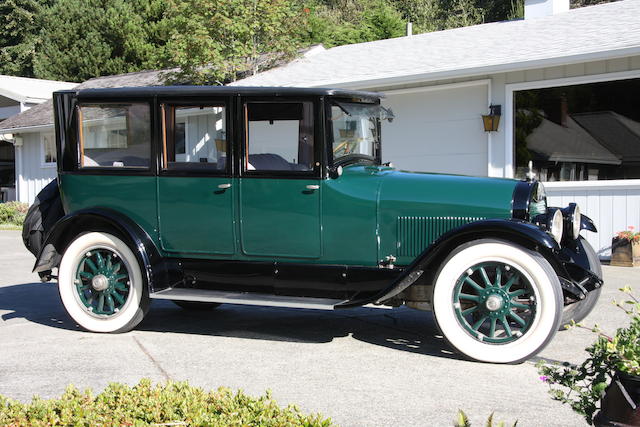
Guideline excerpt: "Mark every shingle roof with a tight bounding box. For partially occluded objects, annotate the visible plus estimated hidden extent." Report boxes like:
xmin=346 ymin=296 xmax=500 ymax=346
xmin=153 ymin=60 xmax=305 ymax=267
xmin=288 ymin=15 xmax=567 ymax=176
xmin=230 ymin=0 xmax=640 ymax=89
xmin=0 ymin=69 xmax=167 ymax=132
xmin=0 ymin=75 xmax=77 ymax=104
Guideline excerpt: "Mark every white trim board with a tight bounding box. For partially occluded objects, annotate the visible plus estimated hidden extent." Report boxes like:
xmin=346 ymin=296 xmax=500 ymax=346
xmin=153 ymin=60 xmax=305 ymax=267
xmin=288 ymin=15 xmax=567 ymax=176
xmin=504 ymin=69 xmax=640 ymax=179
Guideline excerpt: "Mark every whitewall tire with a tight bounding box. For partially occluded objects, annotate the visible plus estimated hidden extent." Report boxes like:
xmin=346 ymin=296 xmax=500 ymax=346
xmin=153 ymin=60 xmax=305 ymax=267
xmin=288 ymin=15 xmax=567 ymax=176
xmin=432 ymin=239 xmax=563 ymax=363
xmin=58 ymin=232 xmax=149 ymax=333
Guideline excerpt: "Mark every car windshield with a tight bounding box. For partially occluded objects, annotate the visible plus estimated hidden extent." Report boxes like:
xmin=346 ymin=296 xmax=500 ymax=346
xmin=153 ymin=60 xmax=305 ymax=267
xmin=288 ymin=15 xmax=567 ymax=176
xmin=330 ymin=101 xmax=382 ymax=166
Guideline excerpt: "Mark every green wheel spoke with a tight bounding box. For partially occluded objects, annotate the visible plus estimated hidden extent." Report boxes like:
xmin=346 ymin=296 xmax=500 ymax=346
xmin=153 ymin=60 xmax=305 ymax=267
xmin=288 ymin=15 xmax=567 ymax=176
xmin=85 ymin=258 xmax=98 ymax=274
xmin=502 ymin=275 xmax=517 ymax=291
xmin=114 ymin=283 xmax=128 ymax=292
xmin=78 ymin=271 xmax=93 ymax=279
xmin=106 ymin=294 xmax=115 ymax=313
xmin=111 ymin=290 xmax=125 ymax=305
xmin=509 ymin=311 xmax=527 ymax=327
xmin=489 ymin=318 xmax=497 ymax=338
xmin=106 ymin=255 xmax=113 ymax=270
xmin=512 ymin=302 xmax=530 ymax=309
xmin=459 ymin=293 xmax=481 ymax=302
xmin=472 ymin=315 xmax=488 ymax=331
xmin=479 ymin=267 xmax=491 ymax=288
xmin=97 ymin=294 xmax=105 ymax=313
xmin=112 ymin=262 xmax=121 ymax=273
xmin=77 ymin=284 xmax=90 ymax=291
xmin=95 ymin=252 xmax=105 ymax=269
xmin=113 ymin=274 xmax=128 ymax=282
xmin=509 ymin=289 xmax=527 ymax=298
xmin=494 ymin=266 xmax=502 ymax=288
xmin=500 ymin=316 xmax=513 ymax=337
xmin=464 ymin=276 xmax=484 ymax=292
xmin=461 ymin=306 xmax=478 ymax=316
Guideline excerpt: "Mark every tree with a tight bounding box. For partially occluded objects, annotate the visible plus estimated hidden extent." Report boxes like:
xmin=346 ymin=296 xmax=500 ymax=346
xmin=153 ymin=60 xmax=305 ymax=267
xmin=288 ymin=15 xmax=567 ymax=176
xmin=33 ymin=0 xmax=169 ymax=82
xmin=0 ymin=0 xmax=46 ymax=77
xmin=162 ymin=0 xmax=307 ymax=85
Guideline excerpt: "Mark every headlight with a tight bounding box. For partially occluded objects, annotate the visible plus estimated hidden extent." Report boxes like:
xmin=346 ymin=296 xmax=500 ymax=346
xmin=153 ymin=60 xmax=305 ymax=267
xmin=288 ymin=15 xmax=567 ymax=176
xmin=548 ymin=209 xmax=563 ymax=244
xmin=566 ymin=203 xmax=581 ymax=240
xmin=529 ymin=182 xmax=547 ymax=217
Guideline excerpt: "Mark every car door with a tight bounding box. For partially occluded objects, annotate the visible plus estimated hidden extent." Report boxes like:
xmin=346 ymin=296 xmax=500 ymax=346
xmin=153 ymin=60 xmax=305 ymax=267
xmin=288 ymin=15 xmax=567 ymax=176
xmin=238 ymin=98 xmax=321 ymax=259
xmin=157 ymin=100 xmax=235 ymax=255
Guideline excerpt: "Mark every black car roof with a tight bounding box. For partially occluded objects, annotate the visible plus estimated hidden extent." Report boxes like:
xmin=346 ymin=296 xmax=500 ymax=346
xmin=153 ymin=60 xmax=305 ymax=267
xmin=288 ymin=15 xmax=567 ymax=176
xmin=60 ymin=86 xmax=383 ymax=101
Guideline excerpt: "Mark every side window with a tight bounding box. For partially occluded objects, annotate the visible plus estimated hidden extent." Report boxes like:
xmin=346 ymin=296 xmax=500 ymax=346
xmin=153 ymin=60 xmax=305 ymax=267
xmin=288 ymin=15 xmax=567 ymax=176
xmin=245 ymin=102 xmax=314 ymax=172
xmin=162 ymin=105 xmax=227 ymax=172
xmin=78 ymin=103 xmax=151 ymax=169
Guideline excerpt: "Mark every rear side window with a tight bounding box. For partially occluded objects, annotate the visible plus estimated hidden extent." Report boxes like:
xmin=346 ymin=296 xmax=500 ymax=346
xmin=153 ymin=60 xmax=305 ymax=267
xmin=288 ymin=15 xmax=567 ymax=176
xmin=78 ymin=103 xmax=151 ymax=169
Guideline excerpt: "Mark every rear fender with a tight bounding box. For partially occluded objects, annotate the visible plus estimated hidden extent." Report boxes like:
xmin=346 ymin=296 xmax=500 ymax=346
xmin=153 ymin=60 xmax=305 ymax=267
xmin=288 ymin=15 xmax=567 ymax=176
xmin=33 ymin=208 xmax=171 ymax=293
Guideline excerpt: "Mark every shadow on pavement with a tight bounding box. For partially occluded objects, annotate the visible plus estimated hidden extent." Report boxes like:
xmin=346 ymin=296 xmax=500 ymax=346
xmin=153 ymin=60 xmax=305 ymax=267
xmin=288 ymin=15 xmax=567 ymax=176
xmin=0 ymin=282 xmax=462 ymax=360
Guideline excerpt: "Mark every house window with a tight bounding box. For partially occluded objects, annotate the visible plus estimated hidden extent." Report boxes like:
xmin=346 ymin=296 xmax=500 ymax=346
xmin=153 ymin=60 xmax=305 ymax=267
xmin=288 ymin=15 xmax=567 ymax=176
xmin=78 ymin=103 xmax=151 ymax=169
xmin=514 ymin=78 xmax=640 ymax=181
xmin=162 ymin=104 xmax=227 ymax=171
xmin=42 ymin=133 xmax=56 ymax=166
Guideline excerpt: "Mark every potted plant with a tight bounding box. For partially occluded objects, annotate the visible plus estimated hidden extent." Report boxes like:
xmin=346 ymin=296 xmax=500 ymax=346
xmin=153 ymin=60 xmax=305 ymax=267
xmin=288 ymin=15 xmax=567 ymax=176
xmin=538 ymin=286 xmax=640 ymax=425
xmin=611 ymin=226 xmax=640 ymax=267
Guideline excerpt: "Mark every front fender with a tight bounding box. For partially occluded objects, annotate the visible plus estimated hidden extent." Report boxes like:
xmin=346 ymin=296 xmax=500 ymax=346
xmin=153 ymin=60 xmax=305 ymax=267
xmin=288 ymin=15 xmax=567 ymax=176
xmin=33 ymin=208 xmax=168 ymax=293
xmin=337 ymin=219 xmax=561 ymax=308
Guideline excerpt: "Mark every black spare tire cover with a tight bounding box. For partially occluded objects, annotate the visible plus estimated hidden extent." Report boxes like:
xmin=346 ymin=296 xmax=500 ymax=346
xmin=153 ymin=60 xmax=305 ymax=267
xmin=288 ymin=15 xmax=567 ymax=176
xmin=22 ymin=179 xmax=65 ymax=257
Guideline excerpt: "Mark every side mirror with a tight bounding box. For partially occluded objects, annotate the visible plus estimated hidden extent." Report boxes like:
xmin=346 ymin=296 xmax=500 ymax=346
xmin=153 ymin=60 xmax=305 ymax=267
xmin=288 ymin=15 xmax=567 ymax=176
xmin=329 ymin=165 xmax=343 ymax=179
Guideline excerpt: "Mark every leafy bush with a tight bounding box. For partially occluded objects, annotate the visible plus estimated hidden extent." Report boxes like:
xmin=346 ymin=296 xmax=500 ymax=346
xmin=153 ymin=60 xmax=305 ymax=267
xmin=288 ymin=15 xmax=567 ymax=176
xmin=537 ymin=286 xmax=640 ymax=424
xmin=0 ymin=379 xmax=332 ymax=426
xmin=0 ymin=201 xmax=28 ymax=226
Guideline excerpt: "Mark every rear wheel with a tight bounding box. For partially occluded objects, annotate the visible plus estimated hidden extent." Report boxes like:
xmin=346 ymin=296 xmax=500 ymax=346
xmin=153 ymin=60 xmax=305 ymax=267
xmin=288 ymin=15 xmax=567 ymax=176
xmin=432 ymin=239 xmax=563 ymax=363
xmin=58 ymin=232 xmax=149 ymax=333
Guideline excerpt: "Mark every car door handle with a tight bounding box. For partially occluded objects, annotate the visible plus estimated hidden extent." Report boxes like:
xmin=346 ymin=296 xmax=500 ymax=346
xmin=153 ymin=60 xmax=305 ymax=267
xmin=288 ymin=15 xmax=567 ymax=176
xmin=217 ymin=183 xmax=232 ymax=189
xmin=305 ymin=185 xmax=320 ymax=190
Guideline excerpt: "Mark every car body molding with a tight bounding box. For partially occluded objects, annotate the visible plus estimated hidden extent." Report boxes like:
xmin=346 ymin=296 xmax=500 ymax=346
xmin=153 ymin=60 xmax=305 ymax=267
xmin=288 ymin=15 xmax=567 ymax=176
xmin=33 ymin=208 xmax=167 ymax=292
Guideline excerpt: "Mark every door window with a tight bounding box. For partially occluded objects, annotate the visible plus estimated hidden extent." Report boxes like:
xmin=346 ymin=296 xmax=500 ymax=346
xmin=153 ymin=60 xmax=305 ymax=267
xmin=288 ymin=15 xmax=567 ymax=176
xmin=78 ymin=103 xmax=151 ymax=169
xmin=244 ymin=102 xmax=314 ymax=173
xmin=162 ymin=104 xmax=228 ymax=172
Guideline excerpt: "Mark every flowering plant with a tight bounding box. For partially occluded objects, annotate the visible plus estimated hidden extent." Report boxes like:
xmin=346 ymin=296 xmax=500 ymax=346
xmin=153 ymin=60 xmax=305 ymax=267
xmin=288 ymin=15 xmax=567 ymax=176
xmin=537 ymin=287 xmax=640 ymax=424
xmin=615 ymin=226 xmax=640 ymax=243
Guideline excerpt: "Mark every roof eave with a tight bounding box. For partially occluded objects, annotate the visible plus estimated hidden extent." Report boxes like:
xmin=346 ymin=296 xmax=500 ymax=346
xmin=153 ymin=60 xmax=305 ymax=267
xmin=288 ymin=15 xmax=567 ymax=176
xmin=0 ymin=123 xmax=54 ymax=134
xmin=315 ymin=45 xmax=640 ymax=90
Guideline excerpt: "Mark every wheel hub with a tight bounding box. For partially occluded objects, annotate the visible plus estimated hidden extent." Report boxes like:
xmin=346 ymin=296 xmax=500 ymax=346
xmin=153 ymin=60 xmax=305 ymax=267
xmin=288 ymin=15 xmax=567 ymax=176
xmin=91 ymin=274 xmax=109 ymax=291
xmin=485 ymin=294 xmax=504 ymax=311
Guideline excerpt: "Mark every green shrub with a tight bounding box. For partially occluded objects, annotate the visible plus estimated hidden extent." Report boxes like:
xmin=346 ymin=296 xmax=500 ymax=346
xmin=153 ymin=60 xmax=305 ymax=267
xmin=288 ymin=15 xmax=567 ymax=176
xmin=0 ymin=201 xmax=28 ymax=226
xmin=0 ymin=379 xmax=333 ymax=426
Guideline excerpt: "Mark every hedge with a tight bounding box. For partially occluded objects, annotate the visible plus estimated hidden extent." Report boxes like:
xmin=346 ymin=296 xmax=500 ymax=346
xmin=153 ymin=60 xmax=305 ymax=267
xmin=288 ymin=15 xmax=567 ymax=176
xmin=0 ymin=379 xmax=333 ymax=426
xmin=0 ymin=201 xmax=28 ymax=226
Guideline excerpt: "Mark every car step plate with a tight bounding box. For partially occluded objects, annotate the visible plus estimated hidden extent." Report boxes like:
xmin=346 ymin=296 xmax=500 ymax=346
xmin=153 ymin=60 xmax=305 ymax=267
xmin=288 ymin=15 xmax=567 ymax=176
xmin=150 ymin=288 xmax=346 ymax=310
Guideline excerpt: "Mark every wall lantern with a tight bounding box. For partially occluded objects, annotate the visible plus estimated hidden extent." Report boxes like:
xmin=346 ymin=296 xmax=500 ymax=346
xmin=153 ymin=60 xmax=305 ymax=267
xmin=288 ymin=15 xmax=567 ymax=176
xmin=482 ymin=105 xmax=502 ymax=132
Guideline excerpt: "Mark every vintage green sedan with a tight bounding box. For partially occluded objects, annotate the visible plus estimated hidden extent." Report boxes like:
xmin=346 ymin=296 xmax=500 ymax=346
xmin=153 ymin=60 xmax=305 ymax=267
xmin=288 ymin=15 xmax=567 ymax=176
xmin=24 ymin=86 xmax=602 ymax=363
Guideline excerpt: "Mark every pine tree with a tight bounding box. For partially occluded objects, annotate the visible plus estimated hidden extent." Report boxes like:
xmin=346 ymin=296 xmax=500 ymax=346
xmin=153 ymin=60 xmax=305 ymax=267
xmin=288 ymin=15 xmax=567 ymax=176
xmin=0 ymin=0 xmax=45 ymax=77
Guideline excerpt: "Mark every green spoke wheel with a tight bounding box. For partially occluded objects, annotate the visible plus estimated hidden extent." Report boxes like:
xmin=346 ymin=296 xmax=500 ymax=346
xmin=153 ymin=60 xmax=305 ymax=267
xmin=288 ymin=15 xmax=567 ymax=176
xmin=432 ymin=239 xmax=563 ymax=364
xmin=58 ymin=232 xmax=150 ymax=333
xmin=74 ymin=248 xmax=131 ymax=317
xmin=453 ymin=262 xmax=536 ymax=344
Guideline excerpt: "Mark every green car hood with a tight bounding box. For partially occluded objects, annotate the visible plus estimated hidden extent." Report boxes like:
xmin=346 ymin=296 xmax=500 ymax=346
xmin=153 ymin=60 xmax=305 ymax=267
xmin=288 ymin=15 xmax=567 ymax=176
xmin=372 ymin=166 xmax=518 ymax=265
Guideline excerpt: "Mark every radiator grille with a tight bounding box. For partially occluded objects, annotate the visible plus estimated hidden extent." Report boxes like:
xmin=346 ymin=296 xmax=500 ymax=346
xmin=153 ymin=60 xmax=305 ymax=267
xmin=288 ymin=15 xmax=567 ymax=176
xmin=396 ymin=216 xmax=484 ymax=257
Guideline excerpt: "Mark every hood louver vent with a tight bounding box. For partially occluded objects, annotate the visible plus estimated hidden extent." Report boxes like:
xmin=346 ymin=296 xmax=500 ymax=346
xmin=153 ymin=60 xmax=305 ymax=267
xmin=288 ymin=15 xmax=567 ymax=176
xmin=397 ymin=216 xmax=484 ymax=257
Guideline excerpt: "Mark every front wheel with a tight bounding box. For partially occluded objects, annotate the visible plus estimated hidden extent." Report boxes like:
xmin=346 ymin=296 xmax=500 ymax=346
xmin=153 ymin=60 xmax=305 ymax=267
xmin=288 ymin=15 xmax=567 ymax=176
xmin=58 ymin=232 xmax=149 ymax=333
xmin=432 ymin=239 xmax=563 ymax=363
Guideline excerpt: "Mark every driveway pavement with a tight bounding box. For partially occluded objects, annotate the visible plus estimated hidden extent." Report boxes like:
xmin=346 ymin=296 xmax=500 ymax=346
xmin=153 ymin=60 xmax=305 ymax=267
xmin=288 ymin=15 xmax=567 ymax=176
xmin=1 ymin=229 xmax=638 ymax=426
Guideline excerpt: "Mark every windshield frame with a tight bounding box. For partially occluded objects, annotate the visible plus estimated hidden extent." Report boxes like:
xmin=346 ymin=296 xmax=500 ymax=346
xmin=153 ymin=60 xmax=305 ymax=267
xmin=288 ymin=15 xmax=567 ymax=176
xmin=326 ymin=98 xmax=382 ymax=171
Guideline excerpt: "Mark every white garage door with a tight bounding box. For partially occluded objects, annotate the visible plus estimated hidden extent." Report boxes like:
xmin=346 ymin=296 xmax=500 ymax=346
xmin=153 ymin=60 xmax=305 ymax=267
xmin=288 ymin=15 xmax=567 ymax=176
xmin=381 ymin=83 xmax=489 ymax=176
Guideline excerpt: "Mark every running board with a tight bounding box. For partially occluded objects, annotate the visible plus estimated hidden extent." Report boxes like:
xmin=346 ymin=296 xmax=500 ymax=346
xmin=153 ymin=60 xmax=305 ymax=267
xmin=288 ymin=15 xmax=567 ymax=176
xmin=150 ymin=288 xmax=346 ymax=310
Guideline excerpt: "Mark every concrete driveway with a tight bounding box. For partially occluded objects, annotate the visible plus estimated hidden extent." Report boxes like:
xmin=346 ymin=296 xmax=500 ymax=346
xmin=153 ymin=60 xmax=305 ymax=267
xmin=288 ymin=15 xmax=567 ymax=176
xmin=1 ymin=229 xmax=637 ymax=426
